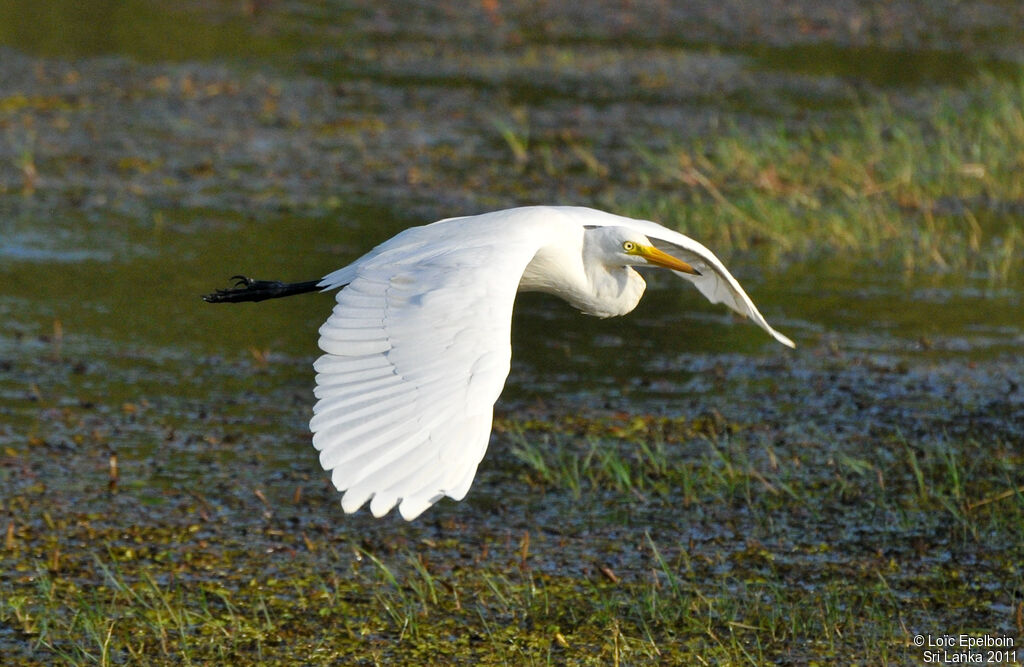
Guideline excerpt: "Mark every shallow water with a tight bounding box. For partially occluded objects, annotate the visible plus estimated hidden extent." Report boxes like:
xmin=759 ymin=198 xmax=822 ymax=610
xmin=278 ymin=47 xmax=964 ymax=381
xmin=1 ymin=2 xmax=1022 ymax=663
xmin=3 ymin=200 xmax=1020 ymax=483
xmin=1 ymin=0 xmax=1021 ymax=503
xmin=2 ymin=200 xmax=1019 ymax=400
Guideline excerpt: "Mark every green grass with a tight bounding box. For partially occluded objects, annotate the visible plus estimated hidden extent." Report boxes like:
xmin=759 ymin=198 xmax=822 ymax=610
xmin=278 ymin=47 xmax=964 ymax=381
xmin=7 ymin=410 xmax=1018 ymax=665
xmin=616 ymin=75 xmax=1024 ymax=279
xmin=2 ymin=4 xmax=1022 ymax=664
xmin=7 ymin=428 xmax=1017 ymax=665
xmin=482 ymin=74 xmax=1024 ymax=279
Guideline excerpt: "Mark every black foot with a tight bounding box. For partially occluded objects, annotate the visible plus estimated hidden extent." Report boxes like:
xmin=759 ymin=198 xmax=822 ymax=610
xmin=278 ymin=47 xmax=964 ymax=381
xmin=203 ymin=276 xmax=321 ymax=303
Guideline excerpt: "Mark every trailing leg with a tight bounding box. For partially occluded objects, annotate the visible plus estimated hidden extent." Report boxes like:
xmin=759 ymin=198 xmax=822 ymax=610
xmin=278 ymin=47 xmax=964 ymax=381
xmin=203 ymin=275 xmax=323 ymax=303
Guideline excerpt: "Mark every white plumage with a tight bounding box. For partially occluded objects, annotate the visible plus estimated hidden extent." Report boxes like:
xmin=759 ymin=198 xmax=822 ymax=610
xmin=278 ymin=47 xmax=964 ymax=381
xmin=303 ymin=206 xmax=793 ymax=520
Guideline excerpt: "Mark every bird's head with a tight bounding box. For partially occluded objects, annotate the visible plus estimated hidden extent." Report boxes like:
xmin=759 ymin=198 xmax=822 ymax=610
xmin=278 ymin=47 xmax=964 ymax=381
xmin=593 ymin=227 xmax=701 ymax=275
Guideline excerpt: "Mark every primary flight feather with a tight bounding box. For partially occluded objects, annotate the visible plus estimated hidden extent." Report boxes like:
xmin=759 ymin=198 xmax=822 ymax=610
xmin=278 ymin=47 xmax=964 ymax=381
xmin=205 ymin=206 xmax=794 ymax=520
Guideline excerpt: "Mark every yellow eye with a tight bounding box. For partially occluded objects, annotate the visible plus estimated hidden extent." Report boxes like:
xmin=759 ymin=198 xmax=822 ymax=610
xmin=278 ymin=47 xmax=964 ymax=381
xmin=622 ymin=241 xmax=636 ymax=252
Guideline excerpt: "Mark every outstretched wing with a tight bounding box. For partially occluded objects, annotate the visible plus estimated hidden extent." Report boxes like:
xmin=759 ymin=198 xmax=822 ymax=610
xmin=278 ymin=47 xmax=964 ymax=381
xmin=568 ymin=207 xmax=795 ymax=348
xmin=310 ymin=217 xmax=542 ymax=520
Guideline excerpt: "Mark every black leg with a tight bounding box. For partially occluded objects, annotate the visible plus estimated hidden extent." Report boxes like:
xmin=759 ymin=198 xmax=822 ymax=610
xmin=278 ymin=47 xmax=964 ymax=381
xmin=203 ymin=276 xmax=323 ymax=303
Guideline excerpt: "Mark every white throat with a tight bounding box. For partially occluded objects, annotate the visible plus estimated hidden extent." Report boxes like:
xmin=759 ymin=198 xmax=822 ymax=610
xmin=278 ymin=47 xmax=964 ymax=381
xmin=519 ymin=231 xmax=648 ymax=318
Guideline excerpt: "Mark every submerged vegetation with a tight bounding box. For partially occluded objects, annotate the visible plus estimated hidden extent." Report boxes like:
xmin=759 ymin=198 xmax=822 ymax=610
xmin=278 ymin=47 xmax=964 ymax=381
xmin=1 ymin=0 xmax=1023 ymax=664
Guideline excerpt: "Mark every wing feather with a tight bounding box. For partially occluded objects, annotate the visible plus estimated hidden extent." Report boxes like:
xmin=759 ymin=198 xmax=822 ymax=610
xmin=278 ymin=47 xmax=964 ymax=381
xmin=312 ymin=215 xmax=545 ymax=519
xmin=356 ymin=434 xmax=453 ymax=516
xmin=325 ymin=421 xmax=424 ymax=482
xmin=313 ymin=353 xmax=390 ymax=374
xmin=310 ymin=388 xmax=418 ymax=433
xmin=313 ymin=404 xmax=420 ymax=460
xmin=313 ymin=372 xmax=403 ymax=399
xmin=366 ymin=412 xmax=492 ymax=519
xmin=341 ymin=430 xmax=439 ymax=498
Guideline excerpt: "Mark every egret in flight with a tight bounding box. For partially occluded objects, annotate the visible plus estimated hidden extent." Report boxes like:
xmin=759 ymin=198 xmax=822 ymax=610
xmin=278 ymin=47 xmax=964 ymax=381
xmin=205 ymin=206 xmax=793 ymax=520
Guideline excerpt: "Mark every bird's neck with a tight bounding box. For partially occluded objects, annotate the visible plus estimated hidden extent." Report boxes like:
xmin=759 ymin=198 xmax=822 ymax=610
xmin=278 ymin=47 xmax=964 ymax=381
xmin=519 ymin=245 xmax=646 ymax=318
xmin=582 ymin=264 xmax=646 ymax=318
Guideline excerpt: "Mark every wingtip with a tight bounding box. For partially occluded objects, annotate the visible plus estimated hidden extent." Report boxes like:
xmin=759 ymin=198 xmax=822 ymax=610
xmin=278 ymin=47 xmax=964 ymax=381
xmin=774 ymin=331 xmax=796 ymax=349
xmin=398 ymin=496 xmax=434 ymax=521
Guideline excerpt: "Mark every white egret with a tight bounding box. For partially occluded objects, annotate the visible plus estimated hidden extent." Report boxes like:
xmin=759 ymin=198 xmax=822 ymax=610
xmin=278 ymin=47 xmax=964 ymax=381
xmin=205 ymin=206 xmax=793 ymax=520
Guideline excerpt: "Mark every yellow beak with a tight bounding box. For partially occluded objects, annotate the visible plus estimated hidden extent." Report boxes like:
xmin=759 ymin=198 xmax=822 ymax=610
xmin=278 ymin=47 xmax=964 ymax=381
xmin=638 ymin=245 xmax=701 ymax=275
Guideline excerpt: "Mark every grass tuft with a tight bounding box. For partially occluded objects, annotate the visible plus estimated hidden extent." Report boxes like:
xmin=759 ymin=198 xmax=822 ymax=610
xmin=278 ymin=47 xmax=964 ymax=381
xmin=619 ymin=75 xmax=1024 ymax=278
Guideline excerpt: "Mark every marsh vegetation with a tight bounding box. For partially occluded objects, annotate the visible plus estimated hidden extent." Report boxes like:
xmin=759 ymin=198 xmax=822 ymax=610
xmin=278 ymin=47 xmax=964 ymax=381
xmin=1 ymin=1 xmax=1022 ymax=664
